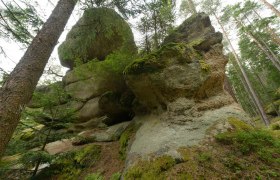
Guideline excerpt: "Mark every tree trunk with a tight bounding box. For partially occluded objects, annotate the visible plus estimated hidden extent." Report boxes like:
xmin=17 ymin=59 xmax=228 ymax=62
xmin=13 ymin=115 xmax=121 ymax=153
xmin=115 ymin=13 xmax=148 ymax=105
xmin=247 ymin=31 xmax=280 ymax=70
xmin=187 ymin=0 xmax=197 ymax=14
xmin=214 ymin=13 xmax=270 ymax=126
xmin=259 ymin=0 xmax=280 ymax=18
xmin=152 ymin=10 xmax=159 ymax=49
xmin=253 ymin=9 xmax=280 ymax=46
xmin=0 ymin=0 xmax=77 ymax=157
xmin=236 ymin=17 xmax=280 ymax=72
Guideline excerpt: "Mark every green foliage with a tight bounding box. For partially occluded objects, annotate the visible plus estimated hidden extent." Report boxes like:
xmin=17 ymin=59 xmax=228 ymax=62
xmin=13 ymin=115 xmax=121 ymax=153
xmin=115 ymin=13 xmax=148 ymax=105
xmin=197 ymin=152 xmax=212 ymax=163
xmin=124 ymin=156 xmax=176 ymax=179
xmin=124 ymin=42 xmax=202 ymax=75
xmin=222 ymin=0 xmax=280 ymax=119
xmin=110 ymin=172 xmax=122 ymax=180
xmin=4 ymin=116 xmax=43 ymax=156
xmin=20 ymin=151 xmax=53 ymax=169
xmin=84 ymin=173 xmax=104 ymax=180
xmin=36 ymin=144 xmax=101 ymax=180
xmin=0 ymin=1 xmax=43 ymax=44
xmin=137 ymin=0 xmax=175 ymax=53
xmin=71 ymin=50 xmax=135 ymax=82
xmin=215 ymin=129 xmax=280 ymax=163
xmin=227 ymin=117 xmax=253 ymax=131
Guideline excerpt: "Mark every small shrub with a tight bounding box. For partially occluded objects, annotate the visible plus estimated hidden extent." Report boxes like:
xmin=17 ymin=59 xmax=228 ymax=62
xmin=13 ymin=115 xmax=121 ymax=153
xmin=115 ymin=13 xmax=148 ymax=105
xmin=20 ymin=151 xmax=53 ymax=169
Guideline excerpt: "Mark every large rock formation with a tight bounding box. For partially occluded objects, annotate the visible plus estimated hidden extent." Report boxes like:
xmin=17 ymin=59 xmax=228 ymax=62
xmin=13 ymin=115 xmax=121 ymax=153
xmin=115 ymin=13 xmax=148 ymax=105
xmin=6 ymin=9 xmax=280 ymax=180
xmin=28 ymin=8 xmax=137 ymax=131
xmin=123 ymin=13 xmax=249 ymax=167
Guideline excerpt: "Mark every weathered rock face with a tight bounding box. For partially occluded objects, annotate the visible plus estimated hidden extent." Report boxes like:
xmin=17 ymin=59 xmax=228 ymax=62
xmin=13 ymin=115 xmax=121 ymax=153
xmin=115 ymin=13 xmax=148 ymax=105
xmin=125 ymin=14 xmax=228 ymax=113
xmin=163 ymin=13 xmax=223 ymax=51
xmin=58 ymin=7 xmax=137 ymax=69
xmin=123 ymin=13 xmax=249 ymax=167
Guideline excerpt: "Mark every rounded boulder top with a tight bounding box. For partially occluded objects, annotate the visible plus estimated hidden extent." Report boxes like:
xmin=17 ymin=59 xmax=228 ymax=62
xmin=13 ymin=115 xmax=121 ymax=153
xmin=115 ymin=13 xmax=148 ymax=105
xmin=58 ymin=7 xmax=137 ymax=69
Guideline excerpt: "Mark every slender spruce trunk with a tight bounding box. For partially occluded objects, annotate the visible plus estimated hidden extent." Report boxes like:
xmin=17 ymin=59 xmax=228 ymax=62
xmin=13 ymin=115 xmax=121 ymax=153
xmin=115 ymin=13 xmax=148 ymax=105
xmin=213 ymin=13 xmax=270 ymax=126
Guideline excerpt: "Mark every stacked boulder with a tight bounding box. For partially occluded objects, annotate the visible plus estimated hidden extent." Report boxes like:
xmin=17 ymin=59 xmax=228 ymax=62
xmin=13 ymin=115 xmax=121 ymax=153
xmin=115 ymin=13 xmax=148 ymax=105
xmin=28 ymin=7 xmax=137 ymax=132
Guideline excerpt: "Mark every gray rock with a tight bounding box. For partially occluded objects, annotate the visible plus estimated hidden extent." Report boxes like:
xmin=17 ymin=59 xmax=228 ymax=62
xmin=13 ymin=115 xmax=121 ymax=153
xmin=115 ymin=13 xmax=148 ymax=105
xmin=65 ymin=69 xmax=127 ymax=101
xmin=75 ymin=97 xmax=103 ymax=122
xmin=87 ymin=121 xmax=131 ymax=142
xmin=126 ymin=102 xmax=248 ymax=166
xmin=43 ymin=100 xmax=84 ymax=120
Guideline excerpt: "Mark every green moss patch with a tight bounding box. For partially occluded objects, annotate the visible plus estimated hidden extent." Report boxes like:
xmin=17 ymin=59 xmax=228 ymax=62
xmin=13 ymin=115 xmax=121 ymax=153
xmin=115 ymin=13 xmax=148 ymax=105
xmin=58 ymin=7 xmax=136 ymax=68
xmin=124 ymin=42 xmax=203 ymax=75
xmin=124 ymin=156 xmax=176 ymax=179
xmin=119 ymin=122 xmax=141 ymax=160
xmin=227 ymin=117 xmax=253 ymax=131
xmin=35 ymin=144 xmax=101 ymax=179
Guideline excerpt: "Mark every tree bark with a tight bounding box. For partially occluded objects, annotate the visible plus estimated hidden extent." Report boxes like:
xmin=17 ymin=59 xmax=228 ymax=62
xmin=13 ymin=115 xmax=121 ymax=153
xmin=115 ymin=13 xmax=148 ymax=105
xmin=0 ymin=0 xmax=77 ymax=157
xmin=259 ymin=0 xmax=280 ymax=18
xmin=214 ymin=13 xmax=270 ymax=126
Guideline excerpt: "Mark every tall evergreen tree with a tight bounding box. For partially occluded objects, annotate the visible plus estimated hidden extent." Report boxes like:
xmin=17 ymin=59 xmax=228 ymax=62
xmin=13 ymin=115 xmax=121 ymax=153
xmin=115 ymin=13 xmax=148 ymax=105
xmin=259 ymin=0 xmax=280 ymax=18
xmin=0 ymin=0 xmax=77 ymax=157
xmin=198 ymin=0 xmax=270 ymax=125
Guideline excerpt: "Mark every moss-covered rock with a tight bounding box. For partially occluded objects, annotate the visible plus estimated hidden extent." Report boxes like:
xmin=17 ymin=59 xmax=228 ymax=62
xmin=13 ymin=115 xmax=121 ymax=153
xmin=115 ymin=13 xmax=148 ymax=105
xmin=58 ymin=7 xmax=137 ymax=69
xmin=119 ymin=122 xmax=141 ymax=160
xmin=64 ymin=51 xmax=135 ymax=101
xmin=125 ymin=42 xmax=226 ymax=112
xmin=163 ymin=13 xmax=222 ymax=51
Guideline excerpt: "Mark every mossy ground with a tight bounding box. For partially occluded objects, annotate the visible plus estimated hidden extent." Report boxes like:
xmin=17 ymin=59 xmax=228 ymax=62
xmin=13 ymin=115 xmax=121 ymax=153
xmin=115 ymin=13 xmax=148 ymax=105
xmin=124 ymin=125 xmax=280 ymax=179
xmin=33 ymin=144 xmax=101 ymax=180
